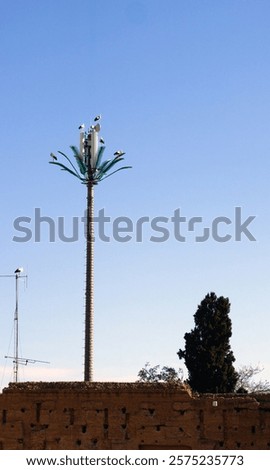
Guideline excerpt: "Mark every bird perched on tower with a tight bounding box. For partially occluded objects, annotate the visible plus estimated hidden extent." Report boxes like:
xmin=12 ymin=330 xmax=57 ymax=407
xmin=14 ymin=267 xmax=23 ymax=274
xmin=114 ymin=150 xmax=125 ymax=157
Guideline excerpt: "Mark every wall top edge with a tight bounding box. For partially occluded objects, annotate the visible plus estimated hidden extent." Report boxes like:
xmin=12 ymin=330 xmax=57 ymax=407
xmin=2 ymin=381 xmax=193 ymax=394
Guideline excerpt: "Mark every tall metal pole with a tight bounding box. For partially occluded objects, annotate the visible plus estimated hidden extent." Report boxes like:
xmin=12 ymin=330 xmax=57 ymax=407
xmin=0 ymin=269 xmax=26 ymax=383
xmin=84 ymin=181 xmax=94 ymax=381
xmin=14 ymin=273 xmax=19 ymax=383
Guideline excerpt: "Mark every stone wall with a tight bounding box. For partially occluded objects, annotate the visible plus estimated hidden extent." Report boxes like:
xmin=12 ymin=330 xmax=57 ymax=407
xmin=0 ymin=382 xmax=269 ymax=450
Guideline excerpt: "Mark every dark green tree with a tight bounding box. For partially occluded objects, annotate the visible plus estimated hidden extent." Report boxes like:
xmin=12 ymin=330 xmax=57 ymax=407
xmin=137 ymin=363 xmax=183 ymax=383
xmin=177 ymin=292 xmax=238 ymax=393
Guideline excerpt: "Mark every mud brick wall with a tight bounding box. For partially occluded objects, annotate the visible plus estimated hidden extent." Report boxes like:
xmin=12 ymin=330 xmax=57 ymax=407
xmin=0 ymin=382 xmax=269 ymax=450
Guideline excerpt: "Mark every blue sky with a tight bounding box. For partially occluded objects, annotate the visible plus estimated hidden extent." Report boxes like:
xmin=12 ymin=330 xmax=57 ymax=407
xmin=0 ymin=0 xmax=270 ymax=389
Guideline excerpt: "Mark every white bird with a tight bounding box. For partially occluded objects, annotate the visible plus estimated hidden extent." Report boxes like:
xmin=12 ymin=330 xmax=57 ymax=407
xmin=14 ymin=267 xmax=23 ymax=274
xmin=94 ymin=115 xmax=101 ymax=121
xmin=78 ymin=124 xmax=85 ymax=130
xmin=114 ymin=150 xmax=125 ymax=157
xmin=50 ymin=152 xmax=57 ymax=161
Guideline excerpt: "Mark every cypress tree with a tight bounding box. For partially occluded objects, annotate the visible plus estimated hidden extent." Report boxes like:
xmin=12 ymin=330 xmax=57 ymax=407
xmin=177 ymin=292 xmax=238 ymax=393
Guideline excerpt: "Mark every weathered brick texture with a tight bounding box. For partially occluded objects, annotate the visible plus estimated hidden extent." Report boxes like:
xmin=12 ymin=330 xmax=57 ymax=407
xmin=0 ymin=382 xmax=269 ymax=450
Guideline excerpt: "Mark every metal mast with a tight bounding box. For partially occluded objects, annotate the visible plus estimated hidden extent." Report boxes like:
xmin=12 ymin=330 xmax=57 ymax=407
xmin=13 ymin=267 xmax=26 ymax=382
xmin=14 ymin=270 xmax=19 ymax=382
xmin=1 ymin=268 xmax=49 ymax=382
xmin=0 ymin=268 xmax=26 ymax=382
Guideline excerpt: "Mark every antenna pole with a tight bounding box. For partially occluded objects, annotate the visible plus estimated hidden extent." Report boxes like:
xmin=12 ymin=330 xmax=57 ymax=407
xmin=1 ymin=271 xmax=48 ymax=382
xmin=14 ymin=273 xmax=19 ymax=382
xmin=0 ymin=270 xmax=27 ymax=383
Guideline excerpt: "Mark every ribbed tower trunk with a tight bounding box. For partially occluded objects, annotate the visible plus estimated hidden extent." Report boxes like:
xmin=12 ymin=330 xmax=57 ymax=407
xmin=14 ymin=274 xmax=19 ymax=383
xmin=84 ymin=182 xmax=94 ymax=381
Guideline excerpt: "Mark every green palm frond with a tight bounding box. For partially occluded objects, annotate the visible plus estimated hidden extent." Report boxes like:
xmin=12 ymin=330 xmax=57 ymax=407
xmin=99 ymin=166 xmax=132 ymax=181
xmin=49 ymin=161 xmax=85 ymax=181
xmin=57 ymin=150 xmax=82 ymax=177
xmin=70 ymin=145 xmax=87 ymax=176
xmin=97 ymin=158 xmax=112 ymax=173
xmin=70 ymin=145 xmax=83 ymax=162
xmin=95 ymin=146 xmax=106 ymax=169
xmin=98 ymin=157 xmax=124 ymax=175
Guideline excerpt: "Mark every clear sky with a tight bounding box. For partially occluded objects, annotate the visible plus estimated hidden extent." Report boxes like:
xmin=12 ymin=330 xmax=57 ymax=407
xmin=0 ymin=0 xmax=270 ymax=390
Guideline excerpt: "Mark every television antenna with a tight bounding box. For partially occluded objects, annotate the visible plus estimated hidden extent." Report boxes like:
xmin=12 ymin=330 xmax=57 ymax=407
xmin=0 ymin=268 xmax=50 ymax=382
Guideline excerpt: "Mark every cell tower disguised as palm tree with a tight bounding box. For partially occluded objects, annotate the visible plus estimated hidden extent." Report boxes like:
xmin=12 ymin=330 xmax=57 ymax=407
xmin=50 ymin=116 xmax=131 ymax=381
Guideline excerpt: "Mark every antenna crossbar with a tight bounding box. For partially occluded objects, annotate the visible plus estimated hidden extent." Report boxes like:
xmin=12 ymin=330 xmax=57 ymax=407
xmin=5 ymin=356 xmax=50 ymax=366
